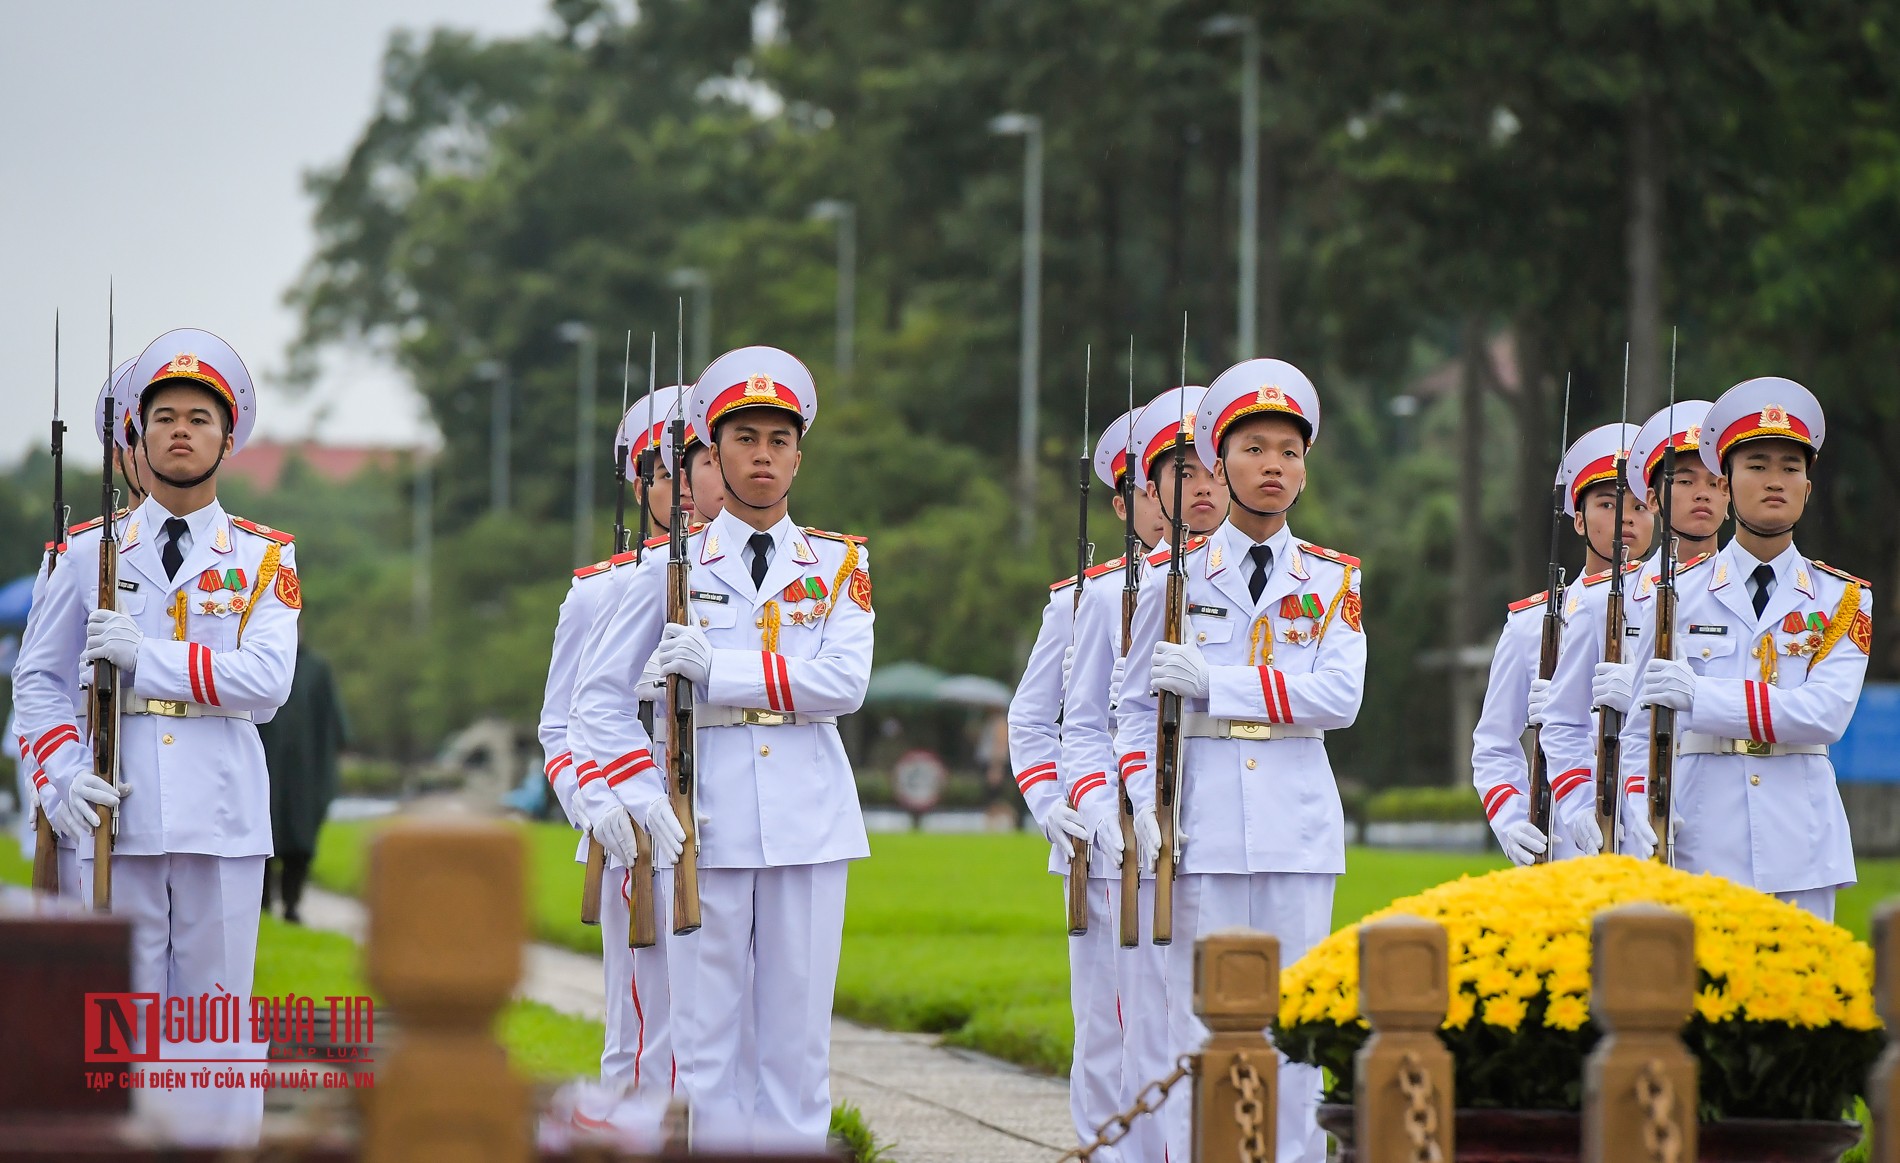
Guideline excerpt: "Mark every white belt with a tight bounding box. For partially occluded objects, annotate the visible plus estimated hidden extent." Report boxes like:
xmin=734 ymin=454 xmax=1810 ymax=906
xmin=1678 ymin=731 xmax=1824 ymax=758
xmin=1181 ymin=713 xmax=1321 ymax=742
xmin=693 ymin=706 xmax=837 ymax=729
xmin=122 ymin=698 xmax=253 ymax=722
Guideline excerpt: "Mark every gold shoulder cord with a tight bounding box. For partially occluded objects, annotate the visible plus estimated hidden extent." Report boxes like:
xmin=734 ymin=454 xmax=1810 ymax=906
xmin=1808 ymin=583 xmax=1862 ymax=674
xmin=170 ymin=590 xmax=189 ymax=642
xmin=1311 ymin=563 xmax=1355 ymax=647
xmin=237 ymin=543 xmax=282 ymax=644
xmin=824 ymin=539 xmax=860 ymax=623
xmin=759 ymin=601 xmax=782 ymax=653
xmin=1248 ymin=616 xmax=1274 ymax=667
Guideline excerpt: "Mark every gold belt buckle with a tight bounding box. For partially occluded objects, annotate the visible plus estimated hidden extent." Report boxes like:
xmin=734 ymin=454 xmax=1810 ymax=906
xmin=742 ymin=709 xmax=790 ymax=727
xmin=149 ymin=699 xmax=189 ymax=718
xmin=1732 ymin=739 xmax=1772 ymax=758
xmin=1226 ymin=720 xmax=1273 ymax=741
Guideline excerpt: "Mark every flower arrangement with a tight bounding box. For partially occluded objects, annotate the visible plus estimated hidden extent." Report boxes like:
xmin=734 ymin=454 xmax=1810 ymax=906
xmin=1275 ymin=856 xmax=1880 ymax=1119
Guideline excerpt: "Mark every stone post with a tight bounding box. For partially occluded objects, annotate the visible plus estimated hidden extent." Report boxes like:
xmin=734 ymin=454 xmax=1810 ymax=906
xmin=1583 ymin=903 xmax=1697 ymax=1163
xmin=1355 ymin=916 xmax=1453 ymax=1162
xmin=1192 ymin=927 xmax=1279 ymax=1162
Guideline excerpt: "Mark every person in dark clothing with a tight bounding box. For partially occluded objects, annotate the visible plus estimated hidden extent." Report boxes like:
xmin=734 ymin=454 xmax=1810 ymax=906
xmin=259 ymin=645 xmax=348 ymax=923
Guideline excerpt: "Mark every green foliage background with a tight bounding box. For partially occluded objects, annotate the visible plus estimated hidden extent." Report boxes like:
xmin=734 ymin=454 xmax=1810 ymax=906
xmin=21 ymin=0 xmax=1894 ymax=776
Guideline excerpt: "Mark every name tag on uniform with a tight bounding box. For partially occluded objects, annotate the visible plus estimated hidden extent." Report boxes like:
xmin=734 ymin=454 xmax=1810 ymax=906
xmin=689 ymin=590 xmax=729 ymax=604
xmin=1188 ymin=603 xmax=1229 ymax=618
xmin=1687 ymin=624 xmax=1728 ymax=636
xmin=117 ymin=580 xmax=139 ymax=593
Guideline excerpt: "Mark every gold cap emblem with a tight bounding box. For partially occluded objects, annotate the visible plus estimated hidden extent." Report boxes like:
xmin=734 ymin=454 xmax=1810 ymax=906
xmin=165 ymin=353 xmax=201 ymax=376
xmin=1256 ymin=385 xmax=1288 ymax=407
xmin=1683 ymin=424 xmax=1702 ymax=448
xmin=1760 ymin=404 xmax=1790 ymax=429
xmin=746 ymin=373 xmax=776 ymax=397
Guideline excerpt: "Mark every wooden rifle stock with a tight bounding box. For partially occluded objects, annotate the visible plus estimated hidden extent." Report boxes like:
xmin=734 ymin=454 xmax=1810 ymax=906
xmin=666 ymin=419 xmax=700 ymax=935
xmin=1595 ymin=470 xmax=1630 ymax=854
xmin=1117 ymin=553 xmax=1139 ymax=948
xmin=1065 ymin=441 xmax=1091 ymax=937
xmin=1648 ymin=578 xmax=1678 ymax=864
xmin=1526 ymin=583 xmax=1562 ymax=864
xmin=580 ymin=839 xmax=605 ymax=925
xmin=89 ymin=512 xmax=118 ymax=913
xmin=1152 ymin=564 xmax=1185 ymax=946
xmin=31 ymin=809 xmax=58 ymax=894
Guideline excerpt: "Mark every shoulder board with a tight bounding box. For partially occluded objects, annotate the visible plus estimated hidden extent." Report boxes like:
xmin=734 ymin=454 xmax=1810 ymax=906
xmin=231 ymin=517 xmax=294 ymax=545
xmin=1144 ymin=534 xmax=1209 ymax=568
xmin=1299 ymin=542 xmax=1361 ymax=568
xmin=68 ymin=515 xmax=105 ymax=536
xmin=573 ymin=560 xmax=613 ymax=580
xmin=1049 ymin=574 xmax=1079 ymax=592
xmin=1507 ymin=591 xmax=1549 ymax=615
xmin=1626 ymin=559 xmax=1643 ymax=574
xmin=803 ymin=527 xmax=868 ymax=545
xmin=644 ymin=533 xmax=670 ymax=549
xmin=1580 ymin=569 xmax=1611 ymax=586
xmin=1813 ymin=560 xmax=1872 ymax=589
xmin=1084 ymin=555 xmax=1127 ymax=580
xmin=609 ymin=550 xmax=638 ymax=567
xmin=1676 ymin=551 xmax=1714 ymax=575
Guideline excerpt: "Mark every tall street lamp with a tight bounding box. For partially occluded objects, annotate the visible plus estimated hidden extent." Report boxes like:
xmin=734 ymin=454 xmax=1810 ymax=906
xmin=474 ymin=359 xmax=510 ymax=515
xmin=558 ymin=322 xmax=598 ymax=565
xmin=669 ymin=268 xmax=712 ymax=378
xmin=990 ymin=111 xmax=1043 ymax=549
xmin=809 ymin=199 xmax=857 ymax=390
xmin=1204 ymin=14 xmax=1260 ymax=360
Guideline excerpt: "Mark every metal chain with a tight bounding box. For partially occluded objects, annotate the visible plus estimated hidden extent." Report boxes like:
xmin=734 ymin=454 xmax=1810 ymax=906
xmin=1395 ymin=1051 xmax=1445 ymax=1163
xmin=1227 ymin=1054 xmax=1272 ymax=1163
xmin=1635 ymin=1059 xmax=1683 ymax=1163
xmin=1055 ymin=1054 xmax=1195 ymax=1162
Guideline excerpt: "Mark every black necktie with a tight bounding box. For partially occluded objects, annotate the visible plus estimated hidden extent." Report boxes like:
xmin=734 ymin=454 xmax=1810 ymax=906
xmin=160 ymin=517 xmax=189 ymax=580
xmin=1750 ymin=563 xmax=1776 ymax=617
xmin=748 ymin=531 xmax=774 ymax=590
xmin=1248 ymin=544 xmax=1273 ymax=603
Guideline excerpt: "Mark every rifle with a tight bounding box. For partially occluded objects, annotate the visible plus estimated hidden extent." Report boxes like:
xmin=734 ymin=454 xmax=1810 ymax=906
xmin=637 ymin=334 xmax=657 ymax=552
xmin=90 ymin=288 xmax=121 ymax=913
xmin=1117 ymin=337 xmax=1140 ymax=947
xmin=1526 ymin=375 xmax=1572 ymax=864
xmin=31 ymin=314 xmax=65 ymax=895
xmin=1594 ymin=344 xmax=1633 ymax=854
xmin=1153 ymin=316 xmax=1190 ymax=946
xmin=616 ymin=330 xmax=657 ymax=950
xmin=667 ymin=301 xmax=701 ymax=935
xmin=1065 ymin=348 xmax=1092 ymax=937
xmin=1648 ymin=329 xmax=1680 ymax=864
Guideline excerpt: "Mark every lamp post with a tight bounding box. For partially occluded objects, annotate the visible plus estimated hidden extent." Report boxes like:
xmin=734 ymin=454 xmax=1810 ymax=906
xmin=558 ymin=322 xmax=598 ymax=565
xmin=809 ymin=199 xmax=857 ymax=390
xmin=669 ymin=268 xmax=712 ymax=378
xmin=1203 ymin=14 xmax=1260 ymax=360
xmin=473 ymin=360 xmax=510 ymax=514
xmin=990 ymin=112 xmax=1043 ymax=549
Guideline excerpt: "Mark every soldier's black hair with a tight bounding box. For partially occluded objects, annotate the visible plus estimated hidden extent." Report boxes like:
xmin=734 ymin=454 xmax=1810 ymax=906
xmin=711 ymin=406 xmax=805 ymax=445
xmin=138 ymin=380 xmax=234 ymax=438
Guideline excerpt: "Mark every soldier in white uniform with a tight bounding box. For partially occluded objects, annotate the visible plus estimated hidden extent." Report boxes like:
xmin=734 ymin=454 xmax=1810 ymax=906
xmin=1587 ymin=400 xmax=1725 ymax=850
xmin=571 ymin=346 xmax=870 ymax=1151
xmin=17 ymin=358 xmax=142 ymax=903
xmin=14 ymin=329 xmax=299 ymax=1147
xmin=540 ymin=385 xmax=700 ymax=1093
xmin=1119 ymin=360 xmax=1363 ymax=1163
xmin=1062 ymin=392 xmax=1225 ymax=1162
xmin=1620 ymin=379 xmax=1865 ymax=919
xmin=1534 ymin=423 xmax=1654 ymax=856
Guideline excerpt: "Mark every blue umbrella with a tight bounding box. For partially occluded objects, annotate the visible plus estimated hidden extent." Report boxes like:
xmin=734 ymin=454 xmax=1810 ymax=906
xmin=0 ymin=574 xmax=34 ymax=629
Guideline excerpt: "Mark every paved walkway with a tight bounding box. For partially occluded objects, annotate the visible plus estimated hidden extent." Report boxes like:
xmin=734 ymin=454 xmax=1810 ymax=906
xmin=298 ymin=888 xmax=1074 ymax=1161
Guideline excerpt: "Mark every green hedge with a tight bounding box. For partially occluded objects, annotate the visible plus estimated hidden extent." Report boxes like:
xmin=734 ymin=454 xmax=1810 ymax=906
xmin=1365 ymin=785 xmax=1485 ymax=824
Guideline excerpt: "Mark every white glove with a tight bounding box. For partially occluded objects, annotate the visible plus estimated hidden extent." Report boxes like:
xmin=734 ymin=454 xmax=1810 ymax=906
xmin=1525 ymin=678 xmax=1552 ymax=727
xmin=592 ymin=808 xmax=642 ymax=868
xmin=656 ymin=622 xmax=712 ymax=687
xmin=1150 ymin=641 xmax=1210 ymax=699
xmin=1496 ymin=819 xmax=1547 ymax=867
xmin=642 ymin=799 xmax=687 ymax=870
xmin=1592 ymin=661 xmax=1636 ymax=715
xmin=1061 ymin=644 xmax=1076 ymax=691
xmin=81 ymin=609 xmax=141 ymax=673
xmin=51 ymin=773 xmax=128 ymax=834
xmin=1087 ymin=804 xmax=1126 ymax=868
xmin=1134 ymin=808 xmax=1162 ymax=872
xmin=1639 ymin=658 xmax=1696 ymax=712
xmin=1108 ymin=656 xmax=1128 ymax=711
xmin=1040 ymin=801 xmax=1090 ymax=858
xmin=1555 ymin=786 xmax=1603 ymax=856
xmin=1622 ymin=793 xmax=1658 ymax=860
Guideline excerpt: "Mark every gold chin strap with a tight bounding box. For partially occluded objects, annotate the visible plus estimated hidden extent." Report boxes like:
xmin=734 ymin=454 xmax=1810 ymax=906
xmin=1808 ymin=583 xmax=1861 ymax=674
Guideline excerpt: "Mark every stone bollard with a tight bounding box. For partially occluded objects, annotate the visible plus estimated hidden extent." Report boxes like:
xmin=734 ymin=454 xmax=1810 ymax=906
xmin=1871 ymin=902 xmax=1900 ymax=1163
xmin=1583 ymin=903 xmax=1697 ymax=1163
xmin=362 ymin=819 xmax=531 ymax=1163
xmin=1355 ymin=916 xmax=1453 ymax=1163
xmin=1192 ymin=928 xmax=1279 ymax=1163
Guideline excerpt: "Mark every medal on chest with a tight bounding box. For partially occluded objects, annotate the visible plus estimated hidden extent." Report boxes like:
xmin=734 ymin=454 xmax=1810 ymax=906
xmin=779 ymin=576 xmax=831 ymax=626
xmin=192 ymin=568 xmax=250 ymax=617
xmin=1277 ymin=592 xmax=1326 ymax=647
xmin=1778 ymin=610 xmax=1828 ymax=660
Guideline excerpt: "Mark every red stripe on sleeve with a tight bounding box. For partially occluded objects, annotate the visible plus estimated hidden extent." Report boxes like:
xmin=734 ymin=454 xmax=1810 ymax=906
xmin=32 ymin=724 xmax=79 ymax=763
xmin=1257 ymin=667 xmax=1277 ymax=720
xmin=1069 ymin=772 xmax=1109 ymax=808
xmin=545 ymin=752 xmax=574 ymax=780
xmin=187 ymin=643 xmax=204 ymax=704
xmin=199 ymin=644 xmax=220 ymax=707
xmin=1743 ymin=681 xmax=1758 ymax=742
xmin=775 ymin=653 xmax=794 ymax=713
xmin=1624 ymin=776 xmax=1646 ymax=795
xmin=605 ymin=753 xmax=658 ymax=787
xmin=1015 ymin=762 xmax=1057 ymax=792
xmin=32 ymin=770 xmax=48 ymax=790
xmin=1274 ymin=670 xmax=1294 ymax=724
xmin=1550 ymin=768 xmax=1592 ymax=802
xmin=1481 ymin=785 xmax=1519 ymax=820
xmin=575 ymin=761 xmax=603 ymax=787
xmin=1758 ymin=683 xmax=1776 ymax=743
xmin=762 ymin=651 xmax=781 ymax=711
